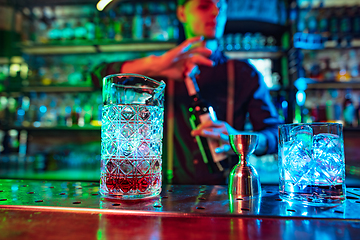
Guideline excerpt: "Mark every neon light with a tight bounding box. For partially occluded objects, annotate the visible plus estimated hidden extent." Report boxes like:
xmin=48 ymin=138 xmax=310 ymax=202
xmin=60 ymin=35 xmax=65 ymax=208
xmin=296 ymin=91 xmax=306 ymax=107
xmin=96 ymin=0 xmax=113 ymax=11
xmin=189 ymin=116 xmax=209 ymax=164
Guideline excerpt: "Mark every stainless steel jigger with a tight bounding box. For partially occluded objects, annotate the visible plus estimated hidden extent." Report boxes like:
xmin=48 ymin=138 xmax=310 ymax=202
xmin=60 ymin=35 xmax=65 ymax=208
xmin=228 ymin=134 xmax=261 ymax=198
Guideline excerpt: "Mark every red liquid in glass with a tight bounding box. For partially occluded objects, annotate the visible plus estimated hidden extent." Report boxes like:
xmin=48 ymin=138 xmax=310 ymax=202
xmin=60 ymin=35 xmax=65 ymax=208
xmin=104 ymin=173 xmax=160 ymax=193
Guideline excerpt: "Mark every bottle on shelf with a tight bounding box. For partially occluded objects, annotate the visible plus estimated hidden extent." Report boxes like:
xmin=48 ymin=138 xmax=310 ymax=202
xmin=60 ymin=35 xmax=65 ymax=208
xmin=297 ymin=8 xmax=307 ymax=33
xmin=113 ymin=9 xmax=123 ymax=42
xmin=306 ymin=6 xmax=318 ymax=34
xmin=142 ymin=2 xmax=152 ymax=40
xmin=348 ymin=50 xmax=359 ymax=79
xmin=184 ymin=68 xmax=227 ymax=173
xmin=353 ymin=6 xmax=360 ymax=38
xmin=85 ymin=17 xmax=96 ymax=41
xmin=62 ymin=21 xmax=74 ymax=42
xmin=48 ymin=20 xmax=62 ymax=43
xmin=321 ymin=58 xmax=335 ymax=80
xmin=329 ymin=7 xmax=340 ymax=44
xmin=332 ymin=90 xmax=343 ymax=122
xmin=132 ymin=3 xmax=143 ymax=40
xmin=340 ymin=7 xmax=352 ymax=47
xmin=107 ymin=10 xmax=116 ymax=41
xmin=336 ymin=53 xmax=351 ymax=82
xmin=74 ymin=19 xmax=87 ymax=41
xmin=357 ymin=95 xmax=360 ymax=127
xmin=343 ymin=90 xmax=355 ymax=127
xmin=308 ymin=52 xmax=323 ymax=80
xmin=317 ymin=7 xmax=330 ymax=39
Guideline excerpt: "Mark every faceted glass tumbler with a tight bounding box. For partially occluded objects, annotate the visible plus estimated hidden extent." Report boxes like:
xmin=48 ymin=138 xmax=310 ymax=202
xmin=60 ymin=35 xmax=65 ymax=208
xmin=100 ymin=73 xmax=165 ymax=200
xmin=278 ymin=123 xmax=346 ymax=205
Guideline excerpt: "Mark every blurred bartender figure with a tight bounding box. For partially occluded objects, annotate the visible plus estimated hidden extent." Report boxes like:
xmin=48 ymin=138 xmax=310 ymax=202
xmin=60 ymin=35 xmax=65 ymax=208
xmin=91 ymin=0 xmax=283 ymax=184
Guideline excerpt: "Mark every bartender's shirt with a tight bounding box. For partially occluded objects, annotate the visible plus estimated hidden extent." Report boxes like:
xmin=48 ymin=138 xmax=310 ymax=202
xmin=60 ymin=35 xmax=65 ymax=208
xmin=91 ymin=49 xmax=283 ymax=185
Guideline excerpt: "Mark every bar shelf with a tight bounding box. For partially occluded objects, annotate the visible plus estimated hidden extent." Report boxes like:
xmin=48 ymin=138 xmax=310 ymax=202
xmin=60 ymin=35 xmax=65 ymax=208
xmin=20 ymin=86 xmax=95 ymax=92
xmin=19 ymin=40 xmax=178 ymax=55
xmin=296 ymin=78 xmax=360 ymax=90
xmin=224 ymin=48 xmax=286 ymax=59
xmin=2 ymin=126 xmax=101 ymax=131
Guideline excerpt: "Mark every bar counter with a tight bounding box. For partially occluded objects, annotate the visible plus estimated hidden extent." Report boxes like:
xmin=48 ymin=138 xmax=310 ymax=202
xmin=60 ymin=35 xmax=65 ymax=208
xmin=0 ymin=179 xmax=360 ymax=240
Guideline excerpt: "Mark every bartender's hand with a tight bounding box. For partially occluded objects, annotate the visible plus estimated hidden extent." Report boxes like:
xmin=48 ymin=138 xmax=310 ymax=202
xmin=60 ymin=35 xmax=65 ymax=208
xmin=121 ymin=36 xmax=214 ymax=81
xmin=191 ymin=120 xmax=235 ymax=155
xmin=191 ymin=120 xmax=269 ymax=156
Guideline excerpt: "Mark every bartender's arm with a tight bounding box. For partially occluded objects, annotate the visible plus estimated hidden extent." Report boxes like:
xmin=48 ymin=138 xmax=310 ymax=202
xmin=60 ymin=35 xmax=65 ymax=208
xmin=92 ymin=36 xmax=214 ymax=85
xmin=191 ymin=64 xmax=281 ymax=156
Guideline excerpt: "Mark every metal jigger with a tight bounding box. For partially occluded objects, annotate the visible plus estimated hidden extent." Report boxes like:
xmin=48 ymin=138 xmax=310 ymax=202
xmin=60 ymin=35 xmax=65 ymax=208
xmin=228 ymin=134 xmax=261 ymax=198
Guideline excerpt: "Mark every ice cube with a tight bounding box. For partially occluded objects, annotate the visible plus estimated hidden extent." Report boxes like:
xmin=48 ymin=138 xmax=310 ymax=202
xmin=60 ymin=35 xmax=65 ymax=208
xmin=312 ymin=133 xmax=344 ymax=185
xmin=290 ymin=125 xmax=313 ymax=152
xmin=283 ymin=140 xmax=313 ymax=186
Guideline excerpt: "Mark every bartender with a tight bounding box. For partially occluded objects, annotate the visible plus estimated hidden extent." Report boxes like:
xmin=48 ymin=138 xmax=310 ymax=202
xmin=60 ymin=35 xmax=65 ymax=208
xmin=91 ymin=0 xmax=283 ymax=184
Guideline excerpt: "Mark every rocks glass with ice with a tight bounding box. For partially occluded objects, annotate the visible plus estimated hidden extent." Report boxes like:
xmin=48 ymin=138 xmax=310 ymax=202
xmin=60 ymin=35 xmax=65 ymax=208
xmin=101 ymin=74 xmax=165 ymax=200
xmin=278 ymin=123 xmax=345 ymax=205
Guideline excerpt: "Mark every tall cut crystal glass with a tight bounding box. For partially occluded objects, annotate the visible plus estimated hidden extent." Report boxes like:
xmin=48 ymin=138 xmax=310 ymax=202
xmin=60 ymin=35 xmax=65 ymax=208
xmin=278 ymin=123 xmax=345 ymax=205
xmin=101 ymin=73 xmax=165 ymax=200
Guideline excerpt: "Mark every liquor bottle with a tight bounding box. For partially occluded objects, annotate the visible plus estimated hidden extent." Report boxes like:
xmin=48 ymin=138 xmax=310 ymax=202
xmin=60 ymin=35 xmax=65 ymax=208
xmin=107 ymin=10 xmax=116 ymax=40
xmin=297 ymin=9 xmax=307 ymax=33
xmin=62 ymin=22 xmax=74 ymax=42
xmin=306 ymin=7 xmax=318 ymax=34
xmin=74 ymin=19 xmax=87 ymax=41
xmin=132 ymin=3 xmax=143 ymax=40
xmin=309 ymin=52 xmax=323 ymax=80
xmin=348 ymin=50 xmax=359 ymax=79
xmin=353 ymin=6 xmax=360 ymax=38
xmin=142 ymin=2 xmax=152 ymax=40
xmin=94 ymin=14 xmax=103 ymax=41
xmin=184 ymin=71 xmax=227 ymax=173
xmin=336 ymin=57 xmax=351 ymax=82
xmin=329 ymin=8 xmax=339 ymax=43
xmin=85 ymin=18 xmax=96 ymax=41
xmin=340 ymin=7 xmax=352 ymax=46
xmin=343 ymin=90 xmax=355 ymax=127
xmin=318 ymin=8 xmax=329 ymax=38
xmin=321 ymin=58 xmax=334 ymax=80
xmin=357 ymin=96 xmax=360 ymax=127
xmin=113 ymin=9 xmax=123 ymax=42
xmin=48 ymin=20 xmax=62 ymax=42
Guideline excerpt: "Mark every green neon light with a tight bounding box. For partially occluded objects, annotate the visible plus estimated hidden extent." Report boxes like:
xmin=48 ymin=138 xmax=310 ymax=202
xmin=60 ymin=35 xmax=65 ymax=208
xmin=189 ymin=116 xmax=209 ymax=164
